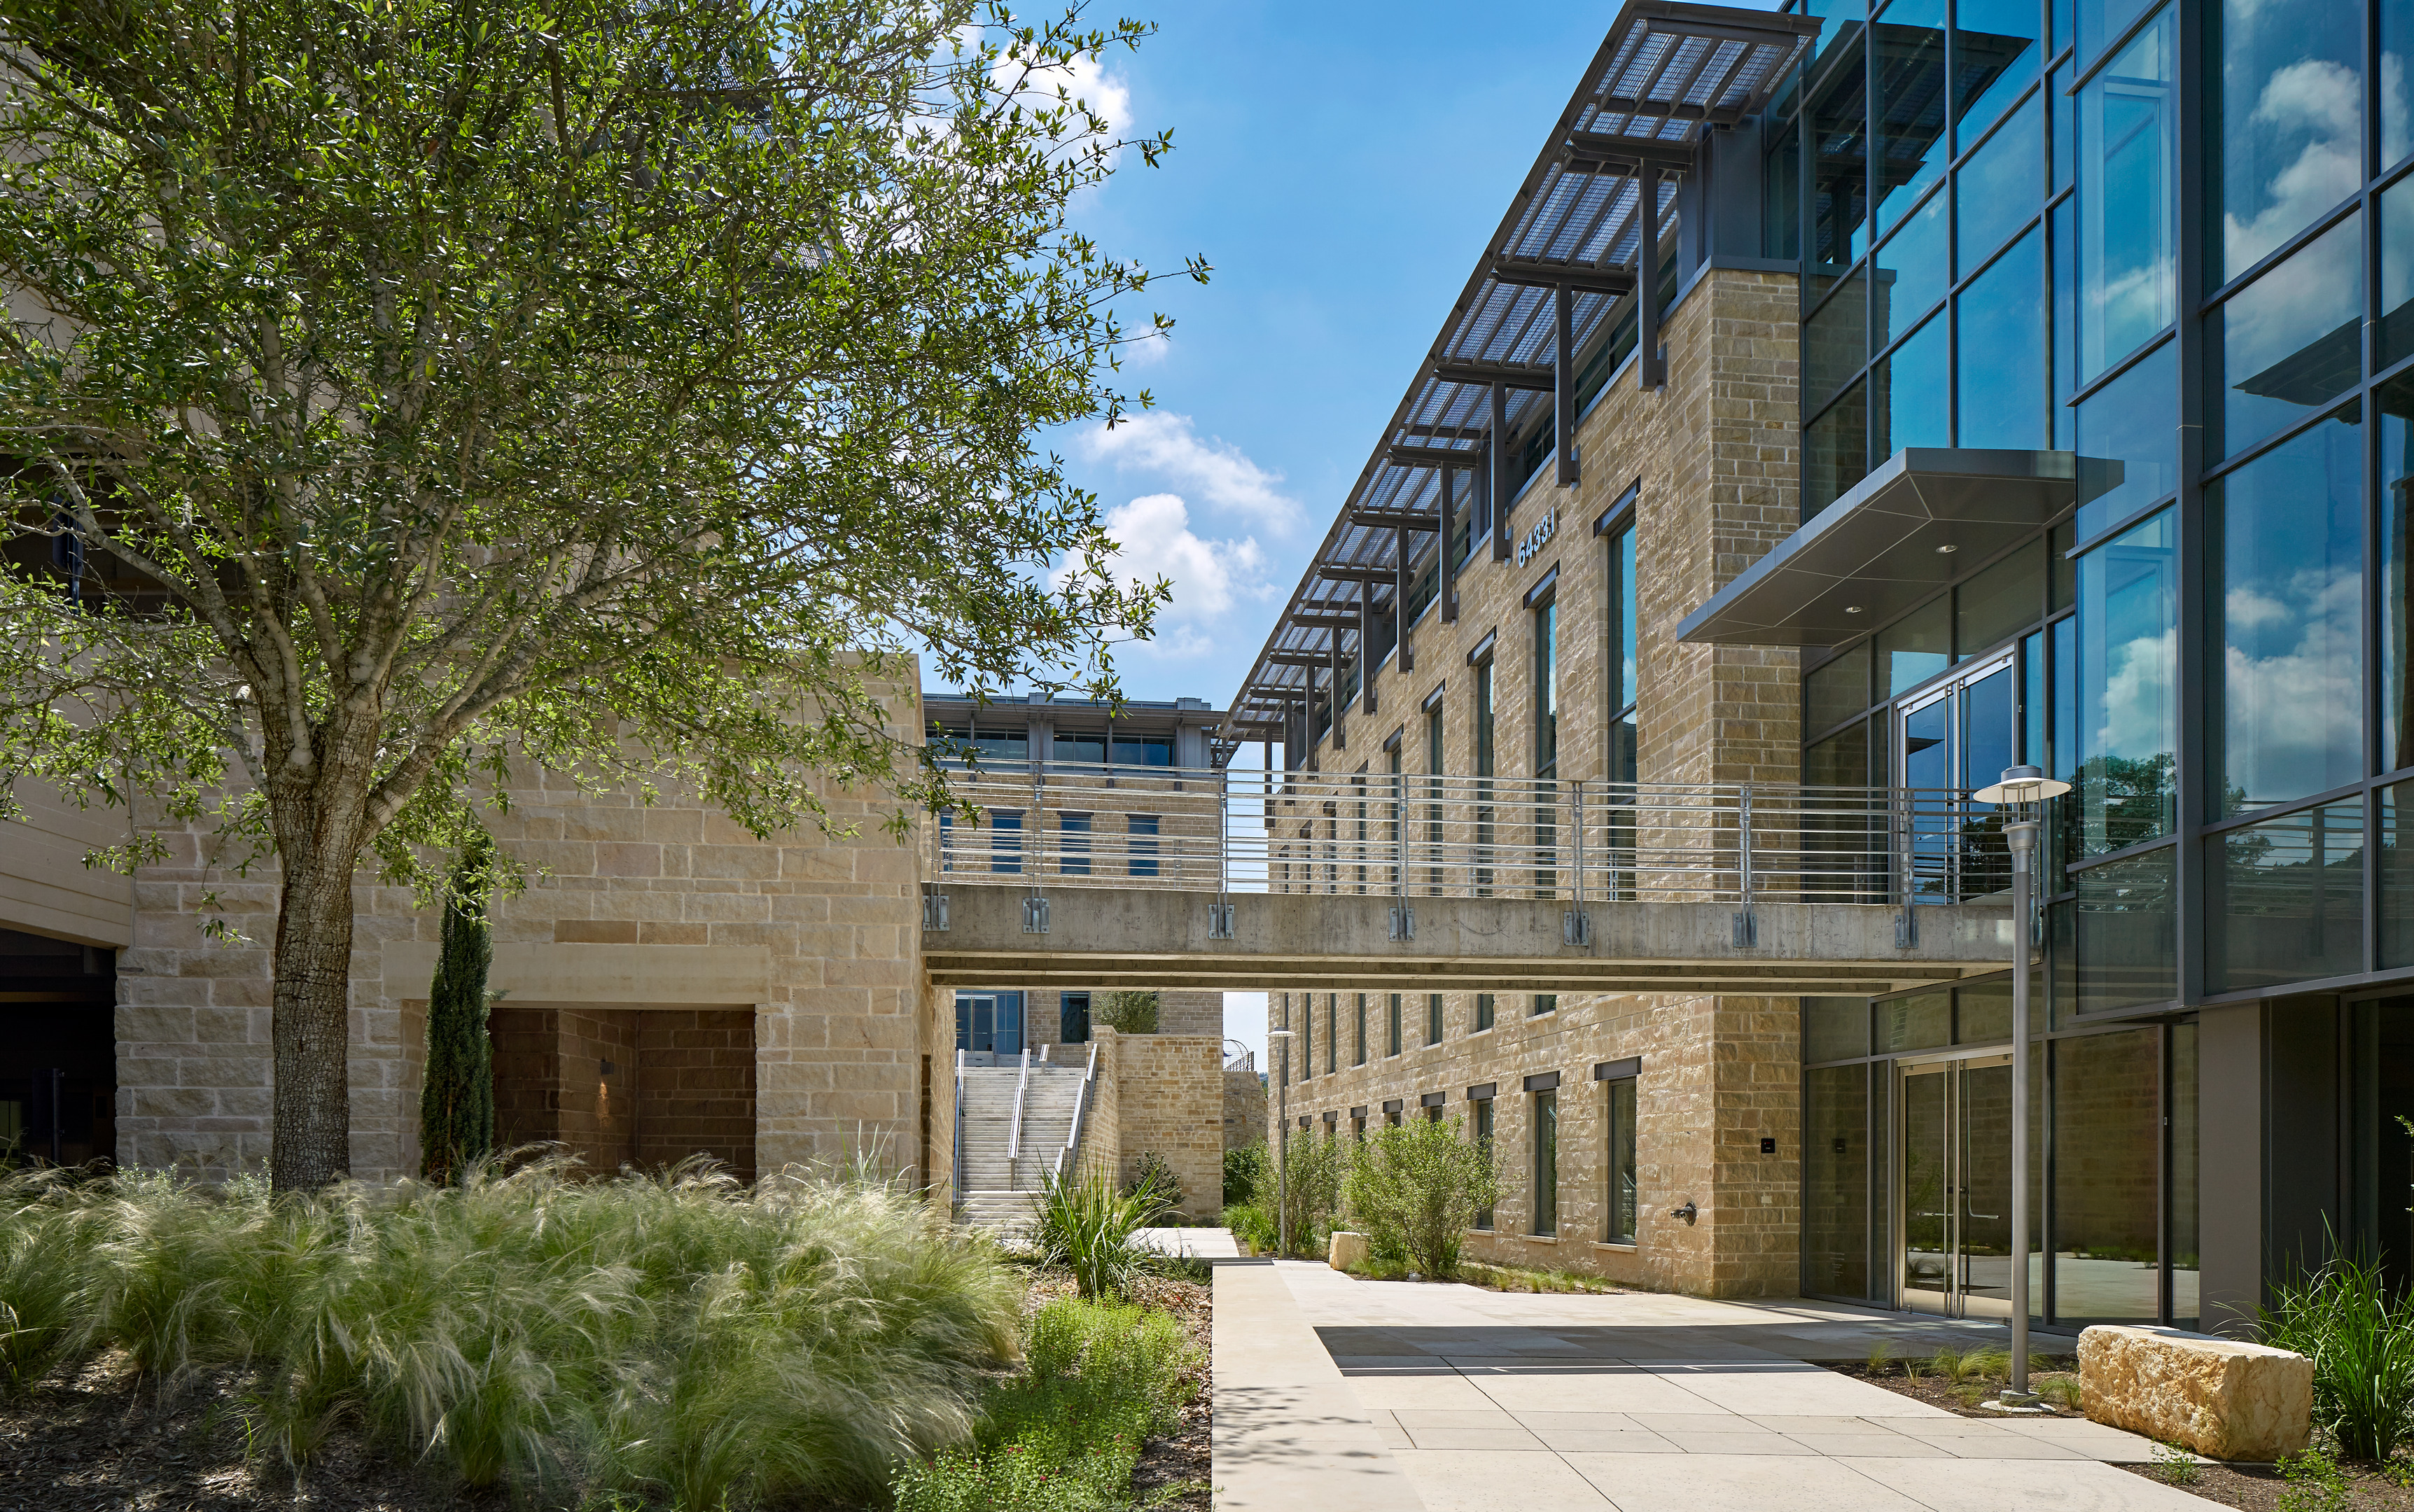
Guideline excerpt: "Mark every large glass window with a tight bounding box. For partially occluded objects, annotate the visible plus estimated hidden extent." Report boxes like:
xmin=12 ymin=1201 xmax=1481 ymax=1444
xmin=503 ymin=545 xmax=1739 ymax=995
xmin=2385 ymin=375 xmax=2414 ymax=772
xmin=1531 ymin=1088 xmax=1558 ymax=1237
xmin=2074 ymin=507 xmax=2176 ymax=855
xmin=1875 ymin=191 xmax=1949 ymax=349
xmin=2381 ymin=176 xmax=2414 ymax=372
xmin=1808 ymin=382 xmax=1871 ymax=518
xmin=2051 ymin=1028 xmax=2165 ymax=1321
xmin=2219 ymin=213 xmax=2363 ymax=455
xmin=2077 ymin=8 xmax=2175 ymax=382
xmin=1881 ymin=312 xmax=1952 ymax=458
xmin=1954 ymin=0 xmax=2044 ymax=141
xmin=1955 ymin=94 xmax=2044 ymax=275
xmin=1875 ymin=0 xmax=1950 ymax=234
xmin=1878 ymin=594 xmax=1952 ymax=695
xmin=1808 ymin=643 xmax=1872 ymax=734
xmin=2072 ymin=339 xmax=2178 ymax=542
xmin=2076 ymin=0 xmax=2158 ymax=68
xmin=2391 ymin=0 xmax=2414 ymax=169
xmin=1808 ymin=270 xmax=1870 ymax=407
xmin=2210 ymin=800 xmax=2366 ymax=992
xmin=1957 ymin=226 xmax=2047 ymax=449
xmin=1810 ymin=31 xmax=1872 ymax=269
xmin=1958 ymin=541 xmax=2045 ymax=658
xmin=2075 ymin=845 xmax=2177 ymax=1011
xmin=2382 ymin=779 xmax=2414 ymax=967
xmin=2212 ymin=408 xmax=2364 ymax=813
xmin=2172 ymin=1023 xmax=2199 ymax=1329
xmin=1807 ymin=995 xmax=1871 ymax=1062
xmin=1605 ymin=1076 xmax=1638 ymax=1246
xmin=2217 ymin=0 xmax=2364 ymax=281
xmin=1875 ymin=990 xmax=1951 ymax=1053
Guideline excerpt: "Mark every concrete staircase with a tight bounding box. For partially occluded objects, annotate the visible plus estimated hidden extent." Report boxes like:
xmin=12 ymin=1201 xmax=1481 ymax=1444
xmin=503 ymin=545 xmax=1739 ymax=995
xmin=954 ymin=1048 xmax=1094 ymax=1235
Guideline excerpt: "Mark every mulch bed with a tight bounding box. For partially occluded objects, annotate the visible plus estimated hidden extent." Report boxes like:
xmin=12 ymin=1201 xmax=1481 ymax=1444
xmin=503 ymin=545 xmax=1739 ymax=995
xmin=1822 ymin=1359 xmax=2089 ymax=1420
xmin=0 ymin=1351 xmax=484 ymax=1511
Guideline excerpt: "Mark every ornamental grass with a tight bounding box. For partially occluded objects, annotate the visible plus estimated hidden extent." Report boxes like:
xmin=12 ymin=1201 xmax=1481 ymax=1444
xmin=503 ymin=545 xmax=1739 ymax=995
xmin=0 ymin=1156 xmax=1020 ymax=1507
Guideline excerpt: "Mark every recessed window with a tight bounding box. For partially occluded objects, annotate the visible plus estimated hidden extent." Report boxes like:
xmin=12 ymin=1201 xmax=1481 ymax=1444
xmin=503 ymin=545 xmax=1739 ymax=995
xmin=1605 ymin=1077 xmax=1638 ymax=1245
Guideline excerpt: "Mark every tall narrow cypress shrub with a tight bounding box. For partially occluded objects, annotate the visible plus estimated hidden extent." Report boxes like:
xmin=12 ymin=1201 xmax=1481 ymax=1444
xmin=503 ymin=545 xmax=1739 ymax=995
xmin=419 ymin=839 xmax=495 ymax=1184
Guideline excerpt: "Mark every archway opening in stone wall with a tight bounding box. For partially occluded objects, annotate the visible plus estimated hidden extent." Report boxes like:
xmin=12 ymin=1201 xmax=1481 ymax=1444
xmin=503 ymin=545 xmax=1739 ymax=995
xmin=489 ymin=1004 xmax=757 ymax=1182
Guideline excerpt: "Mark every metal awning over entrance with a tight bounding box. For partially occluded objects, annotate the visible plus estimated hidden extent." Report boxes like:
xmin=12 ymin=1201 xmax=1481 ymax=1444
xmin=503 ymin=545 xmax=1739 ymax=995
xmin=1673 ymin=448 xmax=2117 ymax=648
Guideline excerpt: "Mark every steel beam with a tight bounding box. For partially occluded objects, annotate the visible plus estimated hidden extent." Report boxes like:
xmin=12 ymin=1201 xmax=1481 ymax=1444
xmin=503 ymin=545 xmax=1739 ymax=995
xmin=1439 ymin=465 xmax=1458 ymax=623
xmin=1350 ymin=507 xmax=1442 ymax=528
xmin=1488 ymin=258 xmax=1635 ymax=295
xmin=1489 ymin=382 xmax=1511 ymax=561
xmin=1359 ymin=590 xmax=1377 ymax=716
xmin=1433 ymin=362 xmax=1556 ymax=391
xmin=1383 ymin=444 xmax=1482 ymax=469
xmin=1555 ymin=285 xmax=1579 ymax=487
xmin=1638 ymin=168 xmax=1666 ymax=389
xmin=1563 ymin=132 xmax=1698 ymax=172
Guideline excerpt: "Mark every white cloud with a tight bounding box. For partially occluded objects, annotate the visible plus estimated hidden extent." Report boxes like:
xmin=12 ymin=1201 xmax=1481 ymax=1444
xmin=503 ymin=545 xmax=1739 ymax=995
xmin=1075 ymin=413 xmax=1301 ymax=535
xmin=1054 ymin=493 xmax=1270 ymax=629
xmin=2223 ymin=59 xmax=2364 ymax=276
xmin=1119 ymin=326 xmax=1173 ymax=368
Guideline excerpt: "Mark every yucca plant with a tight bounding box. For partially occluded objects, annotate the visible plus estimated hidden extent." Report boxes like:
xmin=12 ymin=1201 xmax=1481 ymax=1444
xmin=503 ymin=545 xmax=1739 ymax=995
xmin=1031 ymin=1169 xmax=1172 ymax=1299
xmin=2262 ymin=1245 xmax=2414 ymax=1462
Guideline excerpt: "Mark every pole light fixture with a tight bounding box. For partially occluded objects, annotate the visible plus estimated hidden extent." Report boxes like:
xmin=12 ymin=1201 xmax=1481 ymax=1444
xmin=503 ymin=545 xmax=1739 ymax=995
xmin=1267 ymin=1026 xmax=1296 ymax=1259
xmin=1972 ymin=764 xmax=2070 ymax=1407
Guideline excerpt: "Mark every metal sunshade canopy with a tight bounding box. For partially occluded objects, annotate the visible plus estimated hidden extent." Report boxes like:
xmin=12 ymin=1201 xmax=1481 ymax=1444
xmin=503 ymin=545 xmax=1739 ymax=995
xmin=1218 ymin=0 xmax=1820 ymax=760
xmin=1673 ymin=449 xmax=2121 ymax=649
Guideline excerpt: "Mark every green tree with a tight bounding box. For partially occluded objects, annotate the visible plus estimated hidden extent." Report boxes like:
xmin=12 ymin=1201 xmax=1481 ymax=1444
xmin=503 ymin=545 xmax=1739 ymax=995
xmin=1094 ymin=990 xmax=1159 ymax=1034
xmin=0 ymin=0 xmax=1193 ymax=1189
xmin=1344 ymin=1116 xmax=1499 ymax=1279
xmin=418 ymin=837 xmax=496 ymax=1185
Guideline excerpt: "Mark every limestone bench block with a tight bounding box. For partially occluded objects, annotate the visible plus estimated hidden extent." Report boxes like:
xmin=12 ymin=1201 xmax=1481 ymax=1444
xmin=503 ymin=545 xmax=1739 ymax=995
xmin=2079 ymin=1324 xmax=2311 ymax=1461
xmin=1328 ymin=1231 xmax=1369 ymax=1272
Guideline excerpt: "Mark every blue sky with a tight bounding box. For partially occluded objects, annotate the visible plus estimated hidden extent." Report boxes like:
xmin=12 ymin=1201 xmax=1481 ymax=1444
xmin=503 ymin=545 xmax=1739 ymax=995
xmin=1019 ymin=2 xmax=1781 ymax=1064
xmin=1042 ymin=4 xmax=1644 ymax=708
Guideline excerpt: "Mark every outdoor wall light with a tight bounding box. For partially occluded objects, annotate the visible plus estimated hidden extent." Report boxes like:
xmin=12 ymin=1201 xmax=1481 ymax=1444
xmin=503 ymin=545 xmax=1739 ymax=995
xmin=1934 ymin=543 xmax=1957 ymax=554
xmin=1669 ymin=1201 xmax=1697 ymax=1224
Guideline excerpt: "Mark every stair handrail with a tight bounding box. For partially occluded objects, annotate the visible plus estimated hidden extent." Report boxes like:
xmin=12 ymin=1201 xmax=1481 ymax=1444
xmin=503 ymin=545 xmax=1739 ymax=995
xmin=952 ymin=1048 xmax=966 ymax=1210
xmin=1005 ymin=1046 xmax=1032 ymax=1163
xmin=1054 ymin=1039 xmax=1099 ymax=1180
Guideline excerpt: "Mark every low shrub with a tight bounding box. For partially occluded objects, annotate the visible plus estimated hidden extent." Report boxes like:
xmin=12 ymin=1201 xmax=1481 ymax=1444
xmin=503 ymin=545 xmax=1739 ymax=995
xmin=1222 ymin=1144 xmax=1267 ymax=1208
xmin=1341 ymin=1118 xmax=1498 ymax=1280
xmin=1267 ymin=1136 xmax=1343 ymax=1259
xmin=1032 ymin=1169 xmax=1171 ymax=1298
xmin=1221 ymin=1201 xmax=1275 ymax=1256
xmin=891 ymin=1296 xmax=1199 ymax=1512
xmin=2262 ymin=1246 xmax=2414 ymax=1461
xmin=0 ymin=1158 xmax=1021 ymax=1507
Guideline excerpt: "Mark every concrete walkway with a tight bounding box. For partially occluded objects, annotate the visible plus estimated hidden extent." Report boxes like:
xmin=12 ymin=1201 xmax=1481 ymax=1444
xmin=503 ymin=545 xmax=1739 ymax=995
xmin=1137 ymin=1226 xmax=1241 ymax=1258
xmin=1214 ymin=1260 xmax=2217 ymax=1512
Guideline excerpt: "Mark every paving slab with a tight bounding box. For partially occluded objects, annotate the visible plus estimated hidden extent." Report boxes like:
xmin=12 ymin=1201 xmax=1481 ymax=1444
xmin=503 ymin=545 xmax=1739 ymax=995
xmin=1213 ymin=1262 xmax=2177 ymax=1512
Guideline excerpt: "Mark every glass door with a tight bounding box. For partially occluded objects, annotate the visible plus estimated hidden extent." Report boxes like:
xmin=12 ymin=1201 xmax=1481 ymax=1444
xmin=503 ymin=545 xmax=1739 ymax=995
xmin=1897 ymin=1054 xmax=2016 ymax=1317
xmin=1897 ymin=654 xmax=2017 ymax=901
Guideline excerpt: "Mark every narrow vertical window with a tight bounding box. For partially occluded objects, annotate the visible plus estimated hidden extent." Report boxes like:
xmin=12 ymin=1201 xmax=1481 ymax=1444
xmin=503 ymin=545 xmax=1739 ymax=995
xmin=1475 ymin=660 xmax=1496 ymax=895
xmin=1532 ymin=1089 xmax=1558 ymax=1237
xmin=1428 ymin=993 xmax=1444 ymax=1046
xmin=1605 ymin=1077 xmax=1638 ymax=1244
xmin=1425 ymin=705 xmax=1446 ymax=895
xmin=1126 ymin=813 xmax=1159 ymax=878
xmin=1534 ymin=595 xmax=1559 ymax=897
xmin=1473 ymin=1098 xmax=1496 ymax=1228
xmin=1531 ymin=993 xmax=1557 ymax=1016
xmin=1475 ymin=993 xmax=1496 ymax=1032
xmin=1299 ymin=993 xmax=1311 ymax=1079
xmin=1325 ymin=994 xmax=1337 ymax=1074
xmin=1354 ymin=993 xmax=1367 ymax=1066
xmin=1607 ymin=522 xmax=1638 ymax=780
xmin=1388 ymin=993 xmax=1402 ymax=1057
xmin=990 ymin=811 xmax=1022 ymax=874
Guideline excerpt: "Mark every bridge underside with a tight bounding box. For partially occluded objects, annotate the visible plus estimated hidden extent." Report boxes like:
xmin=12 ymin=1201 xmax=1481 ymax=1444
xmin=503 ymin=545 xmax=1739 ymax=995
xmin=920 ymin=884 xmax=2016 ymax=994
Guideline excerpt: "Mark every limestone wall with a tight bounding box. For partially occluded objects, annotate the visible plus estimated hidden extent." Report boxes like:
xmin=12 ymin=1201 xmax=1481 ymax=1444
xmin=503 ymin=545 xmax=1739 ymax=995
xmin=115 ymin=680 xmax=933 ymax=1186
xmin=1261 ymin=267 xmax=1806 ymax=1297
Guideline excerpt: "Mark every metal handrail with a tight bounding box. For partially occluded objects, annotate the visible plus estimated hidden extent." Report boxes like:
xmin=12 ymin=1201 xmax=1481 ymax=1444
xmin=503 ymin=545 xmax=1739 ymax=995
xmin=921 ymin=764 xmax=2021 ymax=909
xmin=1054 ymin=1039 xmax=1098 ymax=1181
xmin=1005 ymin=1046 xmax=1031 ymax=1164
xmin=951 ymin=1049 xmax=965 ymax=1210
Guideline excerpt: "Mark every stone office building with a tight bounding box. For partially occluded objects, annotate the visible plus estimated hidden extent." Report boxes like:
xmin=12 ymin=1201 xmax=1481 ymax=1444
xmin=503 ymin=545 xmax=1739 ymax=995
xmin=1236 ymin=0 xmax=2414 ymax=1324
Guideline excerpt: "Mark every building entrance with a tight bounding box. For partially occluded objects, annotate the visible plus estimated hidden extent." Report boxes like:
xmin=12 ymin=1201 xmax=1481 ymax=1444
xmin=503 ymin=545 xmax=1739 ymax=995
xmin=1899 ymin=1054 xmax=2016 ymax=1317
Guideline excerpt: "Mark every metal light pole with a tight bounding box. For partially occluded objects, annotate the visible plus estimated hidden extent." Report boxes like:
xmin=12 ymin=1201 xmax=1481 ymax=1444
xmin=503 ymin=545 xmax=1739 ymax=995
xmin=1269 ymin=1020 xmax=1295 ymax=1258
xmin=1973 ymin=764 xmax=2070 ymax=1408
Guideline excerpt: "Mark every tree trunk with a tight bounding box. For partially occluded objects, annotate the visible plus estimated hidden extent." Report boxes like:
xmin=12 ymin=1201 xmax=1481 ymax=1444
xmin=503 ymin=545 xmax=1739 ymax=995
xmin=270 ymin=837 xmax=360 ymax=1193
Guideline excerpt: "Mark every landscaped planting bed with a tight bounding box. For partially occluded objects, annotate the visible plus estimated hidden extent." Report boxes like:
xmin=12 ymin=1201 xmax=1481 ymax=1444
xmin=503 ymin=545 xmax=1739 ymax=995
xmin=0 ymin=1163 xmax=1211 ymax=1511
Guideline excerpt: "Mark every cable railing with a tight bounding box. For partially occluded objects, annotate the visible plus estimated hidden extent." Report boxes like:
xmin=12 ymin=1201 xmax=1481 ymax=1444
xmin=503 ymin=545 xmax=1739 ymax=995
xmin=919 ymin=762 xmax=2018 ymax=910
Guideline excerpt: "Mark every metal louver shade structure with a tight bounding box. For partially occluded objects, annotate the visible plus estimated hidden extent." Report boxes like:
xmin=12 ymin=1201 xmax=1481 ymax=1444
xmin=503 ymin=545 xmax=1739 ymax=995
xmin=1222 ymin=1 xmax=1818 ymax=764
